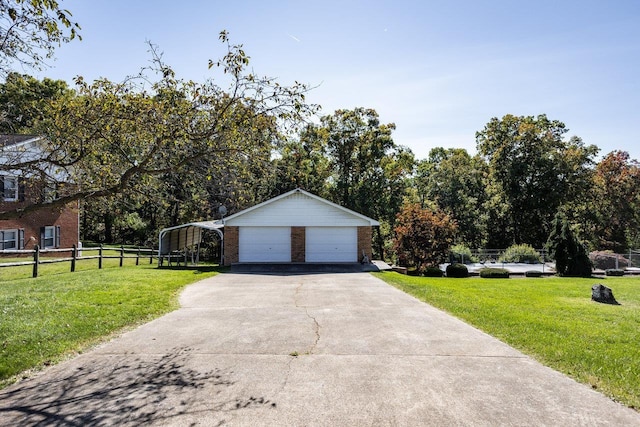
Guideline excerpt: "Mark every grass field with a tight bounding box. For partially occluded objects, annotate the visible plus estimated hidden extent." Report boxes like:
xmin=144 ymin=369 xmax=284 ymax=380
xmin=0 ymin=262 xmax=219 ymax=387
xmin=373 ymin=272 xmax=640 ymax=410
xmin=0 ymin=247 xmax=156 ymax=281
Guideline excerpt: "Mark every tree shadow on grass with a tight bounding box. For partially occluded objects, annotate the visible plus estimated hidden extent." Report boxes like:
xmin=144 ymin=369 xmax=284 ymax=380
xmin=0 ymin=347 xmax=274 ymax=426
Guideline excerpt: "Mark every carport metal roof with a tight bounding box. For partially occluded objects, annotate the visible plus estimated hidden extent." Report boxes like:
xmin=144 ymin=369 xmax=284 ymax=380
xmin=158 ymin=221 xmax=224 ymax=260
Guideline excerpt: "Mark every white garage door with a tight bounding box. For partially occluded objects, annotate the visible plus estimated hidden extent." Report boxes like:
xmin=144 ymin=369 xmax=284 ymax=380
xmin=239 ymin=227 xmax=291 ymax=262
xmin=306 ymin=227 xmax=357 ymax=262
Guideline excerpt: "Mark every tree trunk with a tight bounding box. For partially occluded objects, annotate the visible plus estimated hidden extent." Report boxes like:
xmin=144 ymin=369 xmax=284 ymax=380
xmin=104 ymin=213 xmax=114 ymax=243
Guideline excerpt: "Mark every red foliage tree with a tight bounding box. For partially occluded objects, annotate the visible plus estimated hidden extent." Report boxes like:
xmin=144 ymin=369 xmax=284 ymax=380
xmin=590 ymin=151 xmax=640 ymax=251
xmin=393 ymin=203 xmax=457 ymax=271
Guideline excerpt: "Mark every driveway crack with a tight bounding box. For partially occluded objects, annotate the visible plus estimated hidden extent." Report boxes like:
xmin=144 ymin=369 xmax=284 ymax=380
xmin=278 ymin=354 xmax=296 ymax=394
xmin=294 ymin=282 xmax=321 ymax=355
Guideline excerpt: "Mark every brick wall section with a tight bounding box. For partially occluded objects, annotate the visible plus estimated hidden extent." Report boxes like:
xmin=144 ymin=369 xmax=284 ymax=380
xmin=357 ymin=226 xmax=373 ymax=262
xmin=1 ymin=179 xmax=79 ymax=253
xmin=0 ymin=201 xmax=79 ymax=251
xmin=291 ymin=226 xmax=305 ymax=262
xmin=223 ymin=226 xmax=239 ymax=266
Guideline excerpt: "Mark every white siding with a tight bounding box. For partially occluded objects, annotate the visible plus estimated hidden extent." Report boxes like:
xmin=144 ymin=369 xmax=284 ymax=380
xmin=239 ymin=227 xmax=291 ymax=262
xmin=306 ymin=227 xmax=357 ymax=262
xmin=226 ymin=192 xmax=370 ymax=227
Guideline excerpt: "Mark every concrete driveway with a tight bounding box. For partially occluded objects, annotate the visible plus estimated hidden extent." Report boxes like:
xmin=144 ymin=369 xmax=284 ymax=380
xmin=1 ymin=272 xmax=638 ymax=426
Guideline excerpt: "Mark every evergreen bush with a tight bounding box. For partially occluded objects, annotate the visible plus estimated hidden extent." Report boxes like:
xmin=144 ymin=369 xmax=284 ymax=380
xmin=525 ymin=270 xmax=543 ymax=278
xmin=479 ymin=268 xmax=509 ymax=278
xmin=446 ymin=263 xmax=468 ymax=278
xmin=545 ymin=212 xmax=592 ymax=277
xmin=423 ymin=267 xmax=444 ymax=277
xmin=605 ymin=269 xmax=625 ymax=277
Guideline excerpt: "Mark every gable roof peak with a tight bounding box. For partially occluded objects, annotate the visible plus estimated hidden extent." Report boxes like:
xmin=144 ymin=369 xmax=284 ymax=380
xmin=223 ymin=188 xmax=379 ymax=225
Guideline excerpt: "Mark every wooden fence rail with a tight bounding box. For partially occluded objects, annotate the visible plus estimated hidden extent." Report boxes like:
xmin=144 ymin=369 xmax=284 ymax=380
xmin=0 ymin=244 xmax=156 ymax=278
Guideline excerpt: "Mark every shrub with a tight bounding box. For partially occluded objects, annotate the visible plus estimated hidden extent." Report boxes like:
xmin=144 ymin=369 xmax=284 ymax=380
xmin=545 ymin=212 xmax=592 ymax=277
xmin=499 ymin=244 xmax=541 ymax=263
xmin=525 ymin=270 xmax=543 ymax=278
xmin=446 ymin=263 xmax=468 ymax=278
xmin=423 ymin=266 xmax=444 ymax=277
xmin=479 ymin=268 xmax=509 ymax=278
xmin=605 ymin=269 xmax=625 ymax=277
xmin=450 ymin=244 xmax=477 ymax=264
xmin=589 ymin=251 xmax=629 ymax=270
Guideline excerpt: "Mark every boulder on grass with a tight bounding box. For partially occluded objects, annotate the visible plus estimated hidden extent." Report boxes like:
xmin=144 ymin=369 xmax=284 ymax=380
xmin=591 ymin=284 xmax=620 ymax=305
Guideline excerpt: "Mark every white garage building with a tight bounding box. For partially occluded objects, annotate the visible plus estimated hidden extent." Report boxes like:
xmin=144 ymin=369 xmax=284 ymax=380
xmin=223 ymin=188 xmax=379 ymax=266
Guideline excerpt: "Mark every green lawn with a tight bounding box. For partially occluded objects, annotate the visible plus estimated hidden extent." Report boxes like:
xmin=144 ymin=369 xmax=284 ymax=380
xmin=0 ymin=248 xmax=155 ymax=280
xmin=373 ymin=272 xmax=640 ymax=410
xmin=0 ymin=263 xmax=219 ymax=387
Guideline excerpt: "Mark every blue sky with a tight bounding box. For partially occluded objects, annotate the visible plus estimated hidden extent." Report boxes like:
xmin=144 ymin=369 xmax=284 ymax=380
xmin=33 ymin=0 xmax=640 ymax=161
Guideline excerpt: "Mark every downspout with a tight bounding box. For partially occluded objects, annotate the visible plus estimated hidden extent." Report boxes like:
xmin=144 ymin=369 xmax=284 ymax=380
xmin=220 ymin=220 xmax=225 ymax=266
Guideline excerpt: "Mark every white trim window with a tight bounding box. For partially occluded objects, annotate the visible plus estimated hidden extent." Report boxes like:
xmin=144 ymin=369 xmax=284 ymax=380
xmin=2 ymin=176 xmax=19 ymax=201
xmin=42 ymin=226 xmax=56 ymax=249
xmin=1 ymin=229 xmax=24 ymax=250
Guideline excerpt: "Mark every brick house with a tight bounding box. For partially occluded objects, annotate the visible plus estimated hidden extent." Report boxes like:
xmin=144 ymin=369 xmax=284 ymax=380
xmin=222 ymin=188 xmax=379 ymax=266
xmin=0 ymin=135 xmax=79 ymax=251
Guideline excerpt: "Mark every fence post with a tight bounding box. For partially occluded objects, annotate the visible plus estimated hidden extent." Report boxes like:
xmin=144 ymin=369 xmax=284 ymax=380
xmin=71 ymin=244 xmax=77 ymax=272
xmin=99 ymin=244 xmax=103 ymax=269
xmin=120 ymin=245 xmax=124 ymax=267
xmin=32 ymin=245 xmax=40 ymax=278
xmin=151 ymin=248 xmax=154 ymax=265
xmin=136 ymin=246 xmax=140 ymax=265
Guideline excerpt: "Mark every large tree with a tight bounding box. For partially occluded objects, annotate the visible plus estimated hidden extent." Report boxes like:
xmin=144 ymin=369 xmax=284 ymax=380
xmin=270 ymin=125 xmax=332 ymax=198
xmin=0 ymin=72 xmax=72 ymax=132
xmin=476 ymin=114 xmax=598 ymax=248
xmin=314 ymin=108 xmax=414 ymax=259
xmin=0 ymin=0 xmax=81 ymax=75
xmin=585 ymin=151 xmax=640 ymax=252
xmin=0 ymin=33 xmax=317 ymax=221
xmin=415 ymin=148 xmax=488 ymax=248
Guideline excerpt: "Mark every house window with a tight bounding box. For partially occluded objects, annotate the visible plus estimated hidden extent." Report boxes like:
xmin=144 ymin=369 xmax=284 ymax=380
xmin=1 ymin=229 xmax=24 ymax=250
xmin=42 ymin=226 xmax=56 ymax=248
xmin=2 ymin=176 xmax=18 ymax=201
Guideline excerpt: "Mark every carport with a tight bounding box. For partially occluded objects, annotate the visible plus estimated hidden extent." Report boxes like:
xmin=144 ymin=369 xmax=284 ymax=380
xmin=158 ymin=221 xmax=224 ymax=266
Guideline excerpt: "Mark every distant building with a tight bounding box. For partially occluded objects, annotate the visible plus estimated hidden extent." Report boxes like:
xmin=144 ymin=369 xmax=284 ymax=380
xmin=0 ymin=135 xmax=79 ymax=251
